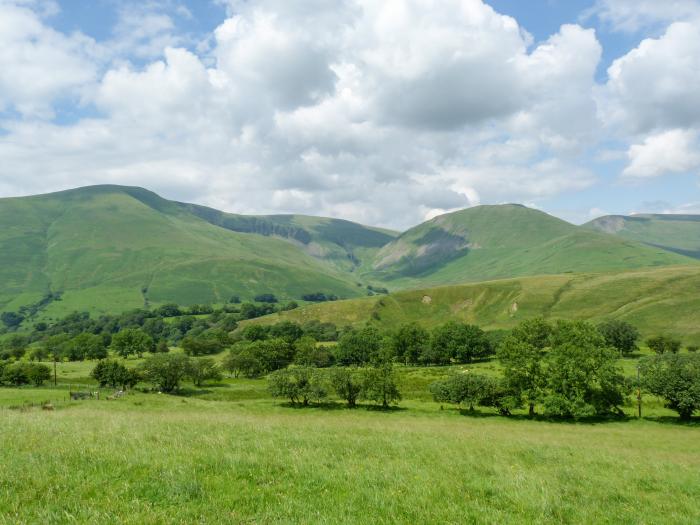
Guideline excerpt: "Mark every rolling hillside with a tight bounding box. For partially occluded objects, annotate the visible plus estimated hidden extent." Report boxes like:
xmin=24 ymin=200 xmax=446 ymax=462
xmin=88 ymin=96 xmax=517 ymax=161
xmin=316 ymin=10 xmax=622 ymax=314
xmin=0 ymin=186 xmax=379 ymax=318
xmin=585 ymin=213 xmax=700 ymax=259
xmin=370 ymin=205 xmax=693 ymax=286
xmin=1 ymin=186 xmax=697 ymax=323
xmin=242 ymin=265 xmax=700 ymax=345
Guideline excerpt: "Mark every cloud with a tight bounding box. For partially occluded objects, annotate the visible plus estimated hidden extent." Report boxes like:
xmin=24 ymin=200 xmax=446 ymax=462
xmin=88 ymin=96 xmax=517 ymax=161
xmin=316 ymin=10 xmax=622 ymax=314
xmin=601 ymin=21 xmax=700 ymax=134
xmin=0 ymin=1 xmax=97 ymax=117
xmin=587 ymin=0 xmax=700 ymax=33
xmin=623 ymin=129 xmax=700 ymax=178
xmin=0 ymin=0 xmax=612 ymax=229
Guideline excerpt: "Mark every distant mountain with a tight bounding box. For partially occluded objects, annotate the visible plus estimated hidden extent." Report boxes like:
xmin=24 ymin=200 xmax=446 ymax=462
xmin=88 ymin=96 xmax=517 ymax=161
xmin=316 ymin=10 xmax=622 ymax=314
xmin=0 ymin=186 xmax=696 ymax=321
xmin=370 ymin=204 xmax=694 ymax=285
xmin=0 ymin=185 xmax=390 ymax=318
xmin=584 ymin=214 xmax=700 ymax=259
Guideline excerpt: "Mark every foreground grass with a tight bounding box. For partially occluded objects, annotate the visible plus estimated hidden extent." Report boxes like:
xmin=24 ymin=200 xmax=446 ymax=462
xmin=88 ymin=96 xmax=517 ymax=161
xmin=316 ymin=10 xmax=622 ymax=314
xmin=1 ymin=389 xmax=698 ymax=524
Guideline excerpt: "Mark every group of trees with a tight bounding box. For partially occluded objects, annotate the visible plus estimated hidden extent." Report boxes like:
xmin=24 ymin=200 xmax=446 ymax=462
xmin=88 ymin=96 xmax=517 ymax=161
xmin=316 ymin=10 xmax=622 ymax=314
xmin=389 ymin=322 xmax=497 ymax=365
xmin=91 ymin=354 xmax=224 ymax=394
xmin=0 ymin=361 xmax=51 ymax=387
xmin=268 ymin=363 xmax=401 ymax=408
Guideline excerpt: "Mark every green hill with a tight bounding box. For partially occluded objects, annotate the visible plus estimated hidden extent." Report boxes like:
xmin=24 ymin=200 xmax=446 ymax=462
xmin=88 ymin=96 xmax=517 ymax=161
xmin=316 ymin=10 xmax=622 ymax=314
xmin=369 ymin=205 xmax=694 ymax=286
xmin=0 ymin=186 xmax=379 ymax=318
xmin=1 ymin=187 xmax=697 ymax=324
xmin=585 ymin=214 xmax=700 ymax=259
xmin=242 ymin=265 xmax=700 ymax=344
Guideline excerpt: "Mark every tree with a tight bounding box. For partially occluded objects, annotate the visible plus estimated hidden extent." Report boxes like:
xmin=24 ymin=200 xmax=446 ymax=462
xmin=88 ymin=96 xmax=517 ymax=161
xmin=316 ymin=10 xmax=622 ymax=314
xmin=241 ymin=324 xmax=269 ymax=342
xmin=187 ymin=357 xmax=222 ymax=387
xmin=269 ymin=321 xmax=304 ymax=343
xmin=335 ymin=326 xmax=382 ymax=366
xmin=250 ymin=338 xmax=295 ymax=373
xmin=181 ymin=334 xmax=225 ymax=356
xmin=111 ymin=329 xmax=154 ymax=358
xmin=646 ymin=335 xmax=682 ymax=355
xmin=640 ymin=353 xmax=700 ymax=420
xmin=330 ymin=368 xmax=364 ymax=407
xmin=543 ymin=320 xmax=627 ymax=418
xmin=70 ymin=332 xmax=108 ymax=360
xmin=268 ymin=366 xmax=327 ymax=406
xmin=223 ymin=344 xmax=263 ymax=378
xmin=140 ymin=354 xmax=191 ymax=393
xmin=91 ymin=360 xmax=140 ymax=389
xmin=392 ymin=323 xmax=429 ymax=365
xmin=2 ymin=363 xmax=29 ymax=386
xmin=0 ymin=334 xmax=28 ymax=360
xmin=428 ymin=322 xmax=492 ymax=365
xmin=254 ymin=294 xmax=278 ymax=303
xmin=598 ymin=320 xmax=639 ymax=356
xmin=26 ymin=363 xmax=51 ymax=386
xmin=361 ymin=363 xmax=401 ymax=408
xmin=430 ymin=372 xmax=494 ymax=411
xmin=497 ymin=318 xmax=552 ymax=416
xmin=294 ymin=336 xmax=334 ymax=368
xmin=155 ymin=340 xmax=170 ymax=353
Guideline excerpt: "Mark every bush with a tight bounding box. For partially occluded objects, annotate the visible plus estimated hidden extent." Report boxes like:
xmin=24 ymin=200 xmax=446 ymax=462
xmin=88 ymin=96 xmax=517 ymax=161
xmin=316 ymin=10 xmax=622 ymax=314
xmin=430 ymin=372 xmax=496 ymax=411
xmin=268 ymin=366 xmax=327 ymax=406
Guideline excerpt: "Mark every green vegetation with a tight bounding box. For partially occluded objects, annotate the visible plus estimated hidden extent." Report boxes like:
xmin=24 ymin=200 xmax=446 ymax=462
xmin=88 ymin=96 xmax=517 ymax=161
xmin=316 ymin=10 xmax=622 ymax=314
xmin=0 ymin=185 xmax=374 ymax=320
xmin=586 ymin=213 xmax=700 ymax=259
xmin=371 ymin=204 xmax=694 ymax=286
xmin=2 ymin=186 xmax=697 ymax=328
xmin=243 ymin=265 xmax=700 ymax=345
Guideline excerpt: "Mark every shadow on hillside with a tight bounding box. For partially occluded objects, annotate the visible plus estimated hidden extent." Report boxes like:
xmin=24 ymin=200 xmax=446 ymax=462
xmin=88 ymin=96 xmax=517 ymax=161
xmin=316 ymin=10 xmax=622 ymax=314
xmin=446 ymin=408 xmax=700 ymax=426
xmin=277 ymin=401 xmax=407 ymax=412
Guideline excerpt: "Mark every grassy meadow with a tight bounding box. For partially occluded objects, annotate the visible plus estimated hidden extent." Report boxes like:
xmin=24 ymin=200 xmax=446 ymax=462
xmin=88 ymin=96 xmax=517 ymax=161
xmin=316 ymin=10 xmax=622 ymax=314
xmin=242 ymin=265 xmax=700 ymax=345
xmin=1 ymin=354 xmax=699 ymax=524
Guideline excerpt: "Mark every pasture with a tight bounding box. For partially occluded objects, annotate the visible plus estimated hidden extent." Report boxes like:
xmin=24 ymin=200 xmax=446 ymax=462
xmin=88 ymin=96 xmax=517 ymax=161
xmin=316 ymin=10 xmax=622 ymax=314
xmin=0 ymin=362 xmax=698 ymax=524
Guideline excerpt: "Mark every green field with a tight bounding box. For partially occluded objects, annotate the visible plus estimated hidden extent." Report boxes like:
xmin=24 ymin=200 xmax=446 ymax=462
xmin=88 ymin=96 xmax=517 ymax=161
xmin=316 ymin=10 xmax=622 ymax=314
xmin=242 ymin=265 xmax=700 ymax=345
xmin=0 ymin=359 xmax=698 ymax=524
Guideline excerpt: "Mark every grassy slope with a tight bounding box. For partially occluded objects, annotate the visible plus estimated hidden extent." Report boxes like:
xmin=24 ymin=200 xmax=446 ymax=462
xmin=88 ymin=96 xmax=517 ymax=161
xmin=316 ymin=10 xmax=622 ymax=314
xmin=180 ymin=202 xmax=398 ymax=274
xmin=0 ymin=373 xmax=698 ymax=524
xmin=243 ymin=265 xmax=700 ymax=344
xmin=585 ymin=214 xmax=700 ymax=259
xmin=0 ymin=186 xmax=364 ymax=318
xmin=370 ymin=205 xmax=694 ymax=286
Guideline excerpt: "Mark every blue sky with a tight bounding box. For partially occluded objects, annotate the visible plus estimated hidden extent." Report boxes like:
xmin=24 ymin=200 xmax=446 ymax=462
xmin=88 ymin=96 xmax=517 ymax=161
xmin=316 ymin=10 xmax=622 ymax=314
xmin=0 ymin=0 xmax=699 ymax=228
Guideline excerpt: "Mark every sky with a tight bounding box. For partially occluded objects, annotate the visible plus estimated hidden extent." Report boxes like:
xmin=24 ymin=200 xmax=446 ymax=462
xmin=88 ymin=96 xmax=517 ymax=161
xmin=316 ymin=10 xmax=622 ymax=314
xmin=0 ymin=0 xmax=699 ymax=229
